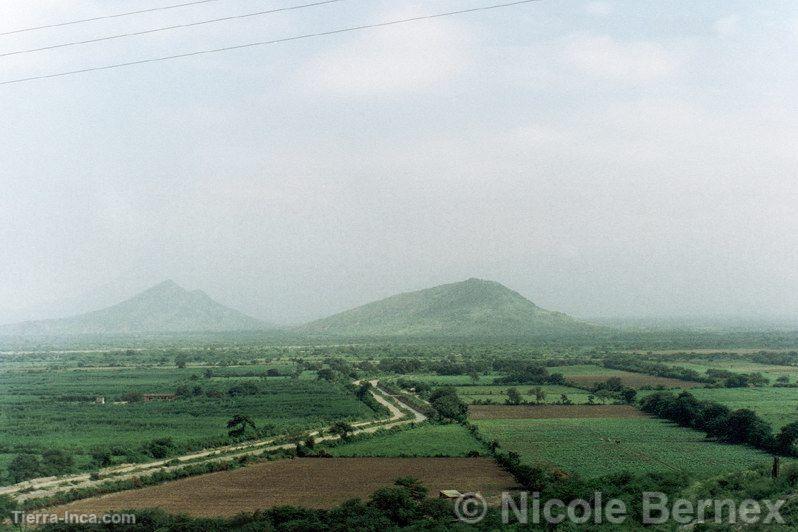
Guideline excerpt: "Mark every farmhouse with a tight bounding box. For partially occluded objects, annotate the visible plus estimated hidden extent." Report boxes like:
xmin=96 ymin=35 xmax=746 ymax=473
xmin=142 ymin=393 xmax=177 ymax=402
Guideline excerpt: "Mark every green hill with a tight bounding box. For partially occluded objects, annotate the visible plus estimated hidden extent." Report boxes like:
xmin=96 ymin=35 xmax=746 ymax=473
xmin=0 ymin=280 xmax=267 ymax=335
xmin=298 ymin=278 xmax=600 ymax=337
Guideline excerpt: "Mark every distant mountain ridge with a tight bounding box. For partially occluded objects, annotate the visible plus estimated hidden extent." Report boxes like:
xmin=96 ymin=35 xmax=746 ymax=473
xmin=298 ymin=278 xmax=600 ymax=337
xmin=0 ymin=280 xmax=266 ymax=335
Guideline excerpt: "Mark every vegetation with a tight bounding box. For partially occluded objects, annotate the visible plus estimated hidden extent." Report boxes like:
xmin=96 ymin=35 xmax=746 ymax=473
xmin=473 ymin=416 xmax=777 ymax=479
xmin=0 ymin=369 xmax=376 ymax=484
xmin=327 ymin=424 xmax=483 ymax=457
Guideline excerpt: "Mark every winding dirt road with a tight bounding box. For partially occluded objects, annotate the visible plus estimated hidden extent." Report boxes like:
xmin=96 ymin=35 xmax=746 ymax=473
xmin=3 ymin=382 xmax=426 ymax=503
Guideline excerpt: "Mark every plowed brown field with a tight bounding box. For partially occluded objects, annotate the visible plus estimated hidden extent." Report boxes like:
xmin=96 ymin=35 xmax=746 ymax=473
xmin=45 ymin=458 xmax=516 ymax=517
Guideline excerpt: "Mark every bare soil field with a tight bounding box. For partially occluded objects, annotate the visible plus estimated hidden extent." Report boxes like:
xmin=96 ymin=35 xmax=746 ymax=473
xmin=45 ymin=458 xmax=516 ymax=517
xmin=566 ymin=372 xmax=702 ymax=389
xmin=468 ymin=404 xmax=648 ymax=420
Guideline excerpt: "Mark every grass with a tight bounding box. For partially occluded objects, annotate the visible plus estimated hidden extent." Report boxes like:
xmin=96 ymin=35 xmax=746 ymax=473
xmin=474 ymin=417 xmax=775 ymax=479
xmin=327 ymin=424 xmax=484 ymax=457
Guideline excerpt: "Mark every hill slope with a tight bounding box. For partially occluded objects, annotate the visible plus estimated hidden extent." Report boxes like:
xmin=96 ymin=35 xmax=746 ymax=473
xmin=0 ymin=280 xmax=266 ymax=335
xmin=299 ymin=278 xmax=599 ymax=337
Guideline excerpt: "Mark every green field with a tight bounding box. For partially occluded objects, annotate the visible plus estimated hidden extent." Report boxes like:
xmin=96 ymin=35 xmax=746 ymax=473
xmin=475 ymin=417 xmax=775 ymax=478
xmin=0 ymin=366 xmax=377 ymax=483
xmin=685 ymin=387 xmax=798 ymax=430
xmin=455 ymin=384 xmax=594 ymax=404
xmin=327 ymin=424 xmax=484 ymax=457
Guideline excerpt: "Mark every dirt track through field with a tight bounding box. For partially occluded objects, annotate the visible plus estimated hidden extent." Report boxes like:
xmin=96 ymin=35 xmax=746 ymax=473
xmin=4 ymin=382 xmax=426 ymax=503
xmin=44 ymin=458 xmax=517 ymax=516
xmin=468 ymin=404 xmax=648 ymax=419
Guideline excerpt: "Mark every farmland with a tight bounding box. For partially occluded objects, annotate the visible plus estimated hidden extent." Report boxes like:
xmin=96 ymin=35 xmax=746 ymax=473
xmin=468 ymin=404 xmax=646 ymax=420
xmin=474 ymin=417 xmax=776 ymax=478
xmin=685 ymin=387 xmax=798 ymax=430
xmin=3 ymin=341 xmax=798 ymax=530
xmin=43 ymin=457 xmax=517 ymax=516
xmin=0 ymin=365 xmax=378 ymax=484
xmin=327 ymin=423 xmax=483 ymax=457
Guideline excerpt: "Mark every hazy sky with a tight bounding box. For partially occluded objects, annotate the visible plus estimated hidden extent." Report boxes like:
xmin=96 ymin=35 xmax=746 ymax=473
xmin=1 ymin=0 xmax=796 ymax=325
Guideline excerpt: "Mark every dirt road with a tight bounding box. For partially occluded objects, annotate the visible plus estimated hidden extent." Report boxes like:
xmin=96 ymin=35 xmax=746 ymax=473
xmin=4 ymin=382 xmax=426 ymax=503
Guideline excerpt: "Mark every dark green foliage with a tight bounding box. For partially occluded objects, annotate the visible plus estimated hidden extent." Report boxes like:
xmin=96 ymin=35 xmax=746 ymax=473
xmin=226 ymin=415 xmax=256 ymax=438
xmin=40 ymin=449 xmax=74 ymax=476
xmin=776 ymin=422 xmax=798 ymax=454
xmin=144 ymin=437 xmax=175 ymax=459
xmin=640 ymin=391 xmax=779 ymax=453
xmin=428 ymin=387 xmax=468 ymax=423
xmin=329 ymin=421 xmax=355 ymax=440
xmin=7 ymin=453 xmax=41 ymax=483
xmin=604 ymin=355 xmax=711 ymax=383
xmin=505 ymin=387 xmax=521 ymax=405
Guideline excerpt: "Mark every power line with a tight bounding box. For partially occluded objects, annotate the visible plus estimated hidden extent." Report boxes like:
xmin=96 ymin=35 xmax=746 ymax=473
xmin=0 ymin=0 xmax=542 ymax=86
xmin=0 ymin=0 xmax=346 ymax=58
xmin=0 ymin=0 xmax=226 ymax=36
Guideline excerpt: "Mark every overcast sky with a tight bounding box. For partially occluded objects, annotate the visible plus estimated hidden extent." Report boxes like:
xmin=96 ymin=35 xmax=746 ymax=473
xmin=1 ymin=0 xmax=796 ymax=325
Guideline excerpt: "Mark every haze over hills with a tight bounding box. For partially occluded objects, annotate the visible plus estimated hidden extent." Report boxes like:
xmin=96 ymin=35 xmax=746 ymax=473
xmin=298 ymin=278 xmax=602 ymax=337
xmin=0 ymin=280 xmax=267 ymax=335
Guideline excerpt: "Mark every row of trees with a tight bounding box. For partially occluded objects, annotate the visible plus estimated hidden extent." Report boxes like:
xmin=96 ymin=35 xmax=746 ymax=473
xmin=603 ymin=355 xmax=712 ymax=383
xmin=640 ymin=391 xmax=798 ymax=455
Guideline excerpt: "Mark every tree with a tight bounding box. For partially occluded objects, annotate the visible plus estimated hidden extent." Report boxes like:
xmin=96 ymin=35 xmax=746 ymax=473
xmin=175 ymin=354 xmax=188 ymax=369
xmin=776 ymin=422 xmax=798 ymax=455
xmin=7 ymin=454 xmax=41 ymax=483
xmin=90 ymin=449 xmax=113 ymax=467
xmin=723 ymin=409 xmax=773 ymax=447
xmin=506 ymin=387 xmax=522 ymax=405
xmin=620 ymin=388 xmax=637 ymax=404
xmin=428 ymin=388 xmax=468 ymax=423
xmin=41 ymin=449 xmax=74 ymax=476
xmin=144 ymin=438 xmax=175 ymax=459
xmin=317 ymin=368 xmax=337 ymax=382
xmin=534 ymin=388 xmax=546 ymax=404
xmin=227 ymin=415 xmax=256 ymax=438
xmin=329 ymin=421 xmax=354 ymax=441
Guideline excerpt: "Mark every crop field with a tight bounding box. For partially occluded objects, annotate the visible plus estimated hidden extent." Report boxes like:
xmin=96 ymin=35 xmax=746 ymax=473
xmin=0 ymin=366 xmax=377 ymax=483
xmin=474 ymin=417 xmax=776 ymax=478
xmin=468 ymin=404 xmax=647 ymax=419
xmin=455 ymin=384 xmax=593 ymax=404
xmin=684 ymin=387 xmax=798 ymax=429
xmin=327 ymin=423 xmax=483 ymax=457
xmin=556 ymin=365 xmax=701 ymax=388
xmin=44 ymin=457 xmax=518 ymax=516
